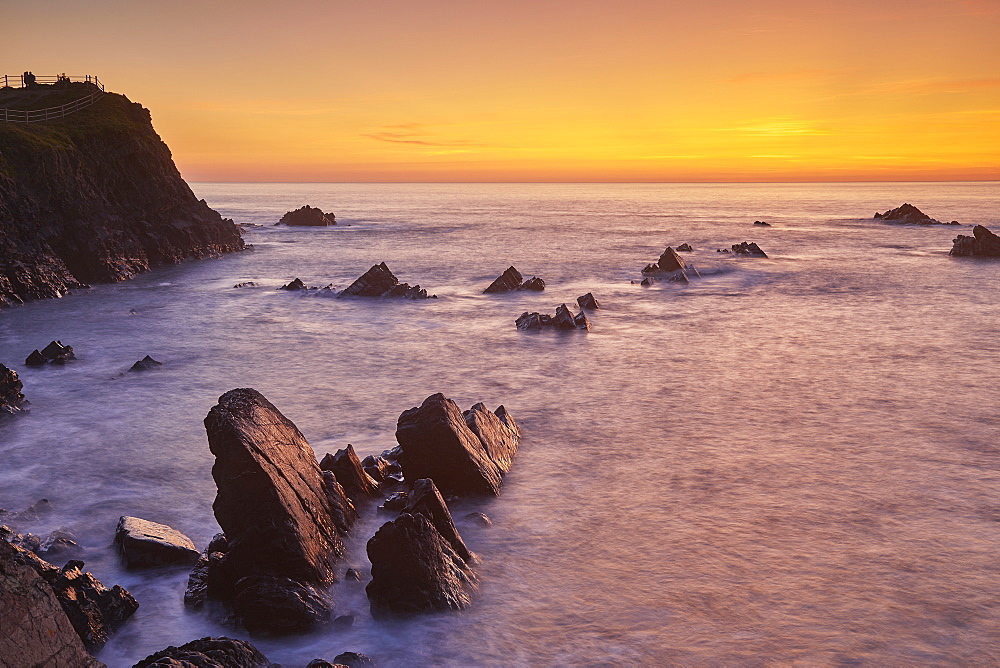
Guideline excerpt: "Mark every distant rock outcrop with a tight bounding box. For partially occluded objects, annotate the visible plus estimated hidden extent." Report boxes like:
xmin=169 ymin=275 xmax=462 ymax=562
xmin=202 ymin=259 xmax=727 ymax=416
xmin=753 ymin=220 xmax=771 ymax=226
xmin=339 ymin=262 xmax=435 ymax=299
xmin=128 ymin=355 xmax=163 ymax=372
xmin=133 ymin=636 xmax=272 ymax=667
xmin=483 ymin=266 xmax=547 ymax=293
xmin=395 ymin=393 xmax=520 ymax=496
xmin=873 ymin=203 xmax=957 ymax=225
xmin=516 ymin=303 xmax=592 ymax=331
xmin=278 ymin=205 xmax=336 ymax=227
xmin=0 ymin=91 xmax=245 ymax=308
xmin=950 ymin=225 xmax=1000 ymax=257
xmin=25 ymin=340 xmax=75 ymax=366
xmin=641 ymin=246 xmax=700 ymax=283
xmin=1 ymin=363 xmax=27 ymax=414
xmin=731 ymin=242 xmax=768 ymax=257
xmin=577 ymin=293 xmax=600 ymax=310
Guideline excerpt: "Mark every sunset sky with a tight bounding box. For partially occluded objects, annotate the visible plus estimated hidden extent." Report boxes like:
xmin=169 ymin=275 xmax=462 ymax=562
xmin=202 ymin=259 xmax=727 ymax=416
xmin=6 ymin=0 xmax=1000 ymax=181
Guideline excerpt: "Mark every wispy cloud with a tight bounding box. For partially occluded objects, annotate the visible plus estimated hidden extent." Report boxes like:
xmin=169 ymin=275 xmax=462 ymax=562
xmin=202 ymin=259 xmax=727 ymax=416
xmin=715 ymin=120 xmax=829 ymax=136
xmin=364 ymin=123 xmax=478 ymax=148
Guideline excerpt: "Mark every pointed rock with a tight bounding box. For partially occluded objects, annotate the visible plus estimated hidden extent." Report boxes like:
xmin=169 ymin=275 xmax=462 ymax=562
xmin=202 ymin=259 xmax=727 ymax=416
xmin=519 ymin=276 xmax=545 ymax=291
xmin=25 ymin=349 xmax=48 ymax=366
xmin=515 ymin=311 xmax=544 ymax=331
xmin=134 ymin=637 xmax=271 ymax=667
xmin=462 ymin=403 xmax=519 ymax=474
xmin=573 ymin=310 xmax=592 ymax=331
xmin=41 ymin=340 xmax=75 ymax=363
xmin=404 ymin=478 xmax=473 ymax=563
xmin=279 ymin=205 xmax=336 ymax=226
xmin=676 ymin=243 xmax=693 ymax=252
xmin=280 ymin=277 xmax=307 ymax=291
xmin=128 ymin=355 xmax=163 ymax=372
xmin=320 ymin=444 xmax=380 ymax=502
xmin=552 ymin=304 xmax=577 ymax=329
xmin=484 ymin=266 xmax=523 ymax=293
xmin=657 ymin=247 xmax=687 ymax=273
xmin=1 ymin=363 xmax=27 ymax=414
xmin=951 ymin=225 xmax=1000 ymax=257
xmin=322 ymin=471 xmax=359 ymax=534
xmin=576 ymin=293 xmax=600 ymax=310
xmin=731 ymin=242 xmax=768 ymax=257
xmin=339 ymin=262 xmax=398 ymax=297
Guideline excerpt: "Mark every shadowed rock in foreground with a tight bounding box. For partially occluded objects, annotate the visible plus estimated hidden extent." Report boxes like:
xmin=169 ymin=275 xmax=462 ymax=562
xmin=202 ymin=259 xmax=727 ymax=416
xmin=278 ymin=205 xmax=336 ymax=226
xmin=1 ymin=363 xmax=27 ymax=414
xmin=339 ymin=262 xmax=435 ymax=299
xmin=950 ymin=225 xmax=1000 ymax=257
xmin=115 ymin=516 xmax=199 ymax=568
xmin=874 ymin=203 xmax=957 ymax=225
xmin=395 ymin=393 xmax=520 ymax=496
xmin=133 ymin=636 xmax=271 ymax=667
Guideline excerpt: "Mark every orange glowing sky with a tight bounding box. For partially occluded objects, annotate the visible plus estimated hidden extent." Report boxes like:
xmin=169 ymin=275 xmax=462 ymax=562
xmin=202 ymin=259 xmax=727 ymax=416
xmin=6 ymin=0 xmax=1000 ymax=181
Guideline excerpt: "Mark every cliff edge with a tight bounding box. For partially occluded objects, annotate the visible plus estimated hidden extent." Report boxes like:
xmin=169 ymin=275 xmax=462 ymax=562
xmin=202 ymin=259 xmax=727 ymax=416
xmin=0 ymin=89 xmax=245 ymax=306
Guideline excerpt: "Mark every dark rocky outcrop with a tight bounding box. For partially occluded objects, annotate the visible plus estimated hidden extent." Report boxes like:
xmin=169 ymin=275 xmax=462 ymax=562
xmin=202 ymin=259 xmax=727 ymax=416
xmin=404 ymin=478 xmax=473 ymax=563
xmin=950 ymin=225 xmax=1000 ymax=257
xmin=520 ymin=276 xmax=545 ymax=291
xmin=0 ymin=525 xmax=79 ymax=559
xmin=280 ymin=277 xmax=308 ymax=291
xmin=128 ymin=355 xmax=163 ymax=372
xmin=323 ymin=471 xmax=360 ymax=535
xmin=366 ymin=512 xmax=477 ymax=618
xmin=233 ymin=575 xmax=332 ymax=634
xmin=339 ymin=262 xmax=434 ymax=299
xmin=333 ymin=652 xmax=378 ymax=668
xmin=483 ymin=266 xmax=546 ymax=293
xmin=5 ymin=542 xmax=138 ymax=651
xmin=361 ymin=455 xmax=396 ymax=483
xmin=463 ymin=403 xmax=520 ymax=475
xmin=753 ymin=220 xmax=771 ymax=226
xmin=381 ymin=492 xmax=409 ymax=511
xmin=576 ymin=293 xmax=600 ymax=310
xmin=516 ymin=304 xmax=592 ymax=331
xmin=1 ymin=363 xmax=27 ymax=414
xmin=133 ymin=636 xmax=271 ymax=667
xmin=199 ymin=388 xmax=347 ymax=632
xmin=731 ymin=242 xmax=768 ymax=257
xmin=0 ymin=91 xmax=245 ymax=308
xmin=233 ymin=281 xmax=257 ymax=288
xmin=25 ymin=340 xmax=75 ymax=365
xmin=115 ymin=516 xmax=199 ymax=568
xmin=320 ymin=444 xmax=381 ymax=502
xmin=641 ymin=247 xmax=700 ymax=283
xmin=874 ymin=203 xmax=956 ymax=225
xmin=0 ymin=540 xmax=104 ymax=667
xmin=395 ymin=393 xmax=519 ymax=496
xmin=278 ymin=205 xmax=336 ymax=227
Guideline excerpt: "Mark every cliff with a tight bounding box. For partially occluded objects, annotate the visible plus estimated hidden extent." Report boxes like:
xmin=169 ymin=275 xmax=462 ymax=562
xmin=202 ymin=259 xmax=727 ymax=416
xmin=0 ymin=89 xmax=245 ymax=306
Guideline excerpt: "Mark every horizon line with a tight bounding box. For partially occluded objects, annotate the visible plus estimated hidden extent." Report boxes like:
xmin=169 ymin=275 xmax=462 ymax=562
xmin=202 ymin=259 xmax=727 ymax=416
xmin=188 ymin=179 xmax=1000 ymax=185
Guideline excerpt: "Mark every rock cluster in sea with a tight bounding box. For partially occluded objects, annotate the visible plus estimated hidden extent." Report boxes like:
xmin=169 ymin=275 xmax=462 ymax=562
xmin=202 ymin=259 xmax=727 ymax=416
xmin=278 ymin=204 xmax=336 ymax=226
xmin=483 ymin=266 xmax=546 ymax=293
xmin=516 ymin=303 xmax=591 ymax=331
xmin=950 ymin=225 xmax=1000 ymax=257
xmin=25 ymin=340 xmax=75 ymax=366
xmin=641 ymin=246 xmax=702 ymax=284
xmin=339 ymin=262 xmax=435 ymax=299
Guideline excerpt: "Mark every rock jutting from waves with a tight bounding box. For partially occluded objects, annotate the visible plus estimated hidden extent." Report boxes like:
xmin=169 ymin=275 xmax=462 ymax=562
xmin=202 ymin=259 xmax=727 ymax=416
xmin=641 ymin=246 xmax=701 ymax=283
xmin=128 ymin=355 xmax=163 ymax=372
xmin=320 ymin=444 xmax=381 ymax=503
xmin=731 ymin=242 xmax=768 ymax=257
xmin=0 ymin=90 xmax=245 ymax=308
xmin=676 ymin=243 xmax=693 ymax=252
xmin=516 ymin=303 xmax=591 ymax=331
xmin=577 ymin=292 xmax=601 ymax=310
xmin=404 ymin=478 xmax=474 ymax=563
xmin=192 ymin=388 xmax=350 ymax=633
xmin=873 ymin=203 xmax=958 ymax=225
xmin=278 ymin=205 xmax=337 ymax=227
xmin=114 ymin=516 xmax=199 ymax=569
xmin=1 ymin=363 xmax=27 ymax=414
xmin=25 ymin=340 xmax=76 ymax=366
xmin=753 ymin=220 xmax=772 ymax=226
xmin=395 ymin=393 xmax=520 ymax=496
xmin=950 ymin=225 xmax=1000 ymax=257
xmin=0 ymin=525 xmax=80 ymax=560
xmin=483 ymin=266 xmax=546 ymax=293
xmin=338 ymin=262 xmax=436 ymax=299
xmin=133 ymin=636 xmax=272 ymax=668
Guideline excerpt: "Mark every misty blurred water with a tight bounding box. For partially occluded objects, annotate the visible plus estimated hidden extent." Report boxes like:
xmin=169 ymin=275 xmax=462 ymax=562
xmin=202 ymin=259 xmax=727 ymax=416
xmin=1 ymin=182 xmax=999 ymax=666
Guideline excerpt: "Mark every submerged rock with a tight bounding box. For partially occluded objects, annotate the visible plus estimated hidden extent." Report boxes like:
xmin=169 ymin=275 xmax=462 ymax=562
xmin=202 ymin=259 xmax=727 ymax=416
xmin=950 ymin=225 xmax=1000 ymax=257
xmin=366 ymin=512 xmax=477 ymax=618
xmin=874 ymin=203 xmax=955 ymax=225
xmin=320 ymin=444 xmax=381 ymax=502
xmin=279 ymin=205 xmax=336 ymax=227
xmin=396 ymin=393 xmax=520 ymax=496
xmin=1 ymin=363 xmax=27 ymax=414
xmin=128 ymin=355 xmax=163 ymax=372
xmin=731 ymin=242 xmax=768 ymax=257
xmin=115 ymin=516 xmax=199 ymax=568
xmin=233 ymin=281 xmax=258 ymax=288
xmin=133 ymin=636 xmax=271 ymax=667
xmin=233 ymin=575 xmax=332 ymax=634
xmin=339 ymin=262 xmax=435 ymax=299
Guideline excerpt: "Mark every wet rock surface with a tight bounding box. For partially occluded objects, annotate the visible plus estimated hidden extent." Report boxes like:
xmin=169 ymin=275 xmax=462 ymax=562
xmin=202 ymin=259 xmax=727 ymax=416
xmin=576 ymin=292 xmax=600 ymax=310
xmin=233 ymin=575 xmax=332 ymax=634
xmin=115 ymin=516 xmax=199 ymax=568
xmin=483 ymin=266 xmax=546 ymax=293
xmin=0 ymin=362 xmax=27 ymax=413
xmin=404 ymin=478 xmax=473 ymax=563
xmin=320 ymin=444 xmax=381 ymax=502
xmin=339 ymin=262 xmax=434 ymax=299
xmin=333 ymin=651 xmax=378 ymax=668
xmin=731 ymin=242 xmax=768 ymax=257
xmin=874 ymin=203 xmax=955 ymax=225
xmin=366 ymin=512 xmax=477 ymax=618
xmin=640 ymin=246 xmax=700 ymax=283
xmin=516 ymin=304 xmax=592 ymax=331
xmin=128 ymin=355 xmax=163 ymax=372
xmin=133 ymin=636 xmax=272 ymax=667
xmin=25 ymin=340 xmax=75 ymax=365
xmin=279 ymin=204 xmax=336 ymax=226
xmin=950 ymin=225 xmax=1000 ymax=257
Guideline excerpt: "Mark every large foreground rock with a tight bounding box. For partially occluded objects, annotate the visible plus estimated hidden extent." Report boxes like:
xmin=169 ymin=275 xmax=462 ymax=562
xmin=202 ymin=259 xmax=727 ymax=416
xmin=133 ymin=636 xmax=271 ymax=667
xmin=366 ymin=512 xmax=477 ymax=618
xmin=395 ymin=393 xmax=520 ymax=496
xmin=1 ymin=362 xmax=27 ymax=414
xmin=279 ymin=205 xmax=336 ymax=227
xmin=115 ymin=516 xmax=199 ymax=568
xmin=0 ymin=540 xmax=105 ymax=667
xmin=339 ymin=262 xmax=434 ymax=299
xmin=405 ymin=478 xmax=473 ymax=563
xmin=950 ymin=225 xmax=1000 ymax=257
xmin=201 ymin=388 xmax=346 ymax=631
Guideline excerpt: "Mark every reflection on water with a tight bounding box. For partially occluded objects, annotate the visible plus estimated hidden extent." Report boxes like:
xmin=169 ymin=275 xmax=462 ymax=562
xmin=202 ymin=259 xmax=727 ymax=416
xmin=1 ymin=182 xmax=999 ymax=666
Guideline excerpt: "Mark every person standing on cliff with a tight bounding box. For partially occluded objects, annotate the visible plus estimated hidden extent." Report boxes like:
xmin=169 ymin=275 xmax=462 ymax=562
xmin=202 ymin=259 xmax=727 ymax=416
xmin=25 ymin=72 xmax=36 ymax=88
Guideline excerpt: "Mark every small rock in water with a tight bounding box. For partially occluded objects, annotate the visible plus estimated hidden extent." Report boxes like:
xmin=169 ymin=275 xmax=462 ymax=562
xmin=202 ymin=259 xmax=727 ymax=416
xmin=128 ymin=355 xmax=163 ymax=372
xmin=483 ymin=266 xmax=523 ymax=293
xmin=753 ymin=220 xmax=771 ymax=226
xmin=519 ymin=276 xmax=545 ymax=291
xmin=640 ymin=246 xmax=699 ymax=282
xmin=115 ymin=516 xmax=199 ymax=568
xmin=576 ymin=292 xmax=600 ymax=310
xmin=25 ymin=341 xmax=75 ymax=366
xmin=950 ymin=225 xmax=1000 ymax=257
xmin=516 ymin=305 xmax=590 ymax=332
xmin=134 ymin=636 xmax=272 ymax=667
xmin=279 ymin=204 xmax=336 ymax=226
xmin=731 ymin=241 xmax=768 ymax=257
xmin=339 ymin=262 xmax=435 ymax=299
xmin=465 ymin=512 xmax=493 ymax=526
xmin=280 ymin=277 xmax=308 ymax=291
xmin=874 ymin=203 xmax=953 ymax=225
xmin=233 ymin=281 xmax=258 ymax=288
xmin=676 ymin=243 xmax=693 ymax=252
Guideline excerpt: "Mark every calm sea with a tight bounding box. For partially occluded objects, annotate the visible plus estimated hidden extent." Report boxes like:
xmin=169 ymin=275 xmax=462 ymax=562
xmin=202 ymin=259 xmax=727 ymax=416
xmin=1 ymin=182 xmax=999 ymax=666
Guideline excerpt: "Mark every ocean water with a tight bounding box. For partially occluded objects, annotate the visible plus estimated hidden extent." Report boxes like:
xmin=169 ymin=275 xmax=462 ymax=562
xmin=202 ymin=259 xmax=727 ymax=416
xmin=1 ymin=182 xmax=999 ymax=666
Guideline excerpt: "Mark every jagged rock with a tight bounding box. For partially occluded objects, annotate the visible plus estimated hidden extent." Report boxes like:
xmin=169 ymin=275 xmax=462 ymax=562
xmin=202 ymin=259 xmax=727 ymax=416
xmin=552 ymin=304 xmax=578 ymax=329
xmin=574 ymin=310 xmax=593 ymax=331
xmin=520 ymin=276 xmax=545 ymax=291
xmin=576 ymin=293 xmax=600 ymax=310
xmin=404 ymin=478 xmax=473 ymax=563
xmin=334 ymin=652 xmax=378 ymax=668
xmin=484 ymin=266 xmax=523 ymax=293
xmin=641 ymin=247 xmax=699 ymax=281
xmin=184 ymin=551 xmax=225 ymax=609
xmin=366 ymin=512 xmax=477 ymax=618
xmin=115 ymin=516 xmax=199 ymax=568
xmin=515 ymin=311 xmax=546 ymax=330
xmin=24 ymin=349 xmax=48 ymax=366
xmin=338 ymin=262 xmax=434 ymax=299
xmin=280 ymin=277 xmax=307 ymax=291
xmin=279 ymin=205 xmax=336 ymax=227
xmin=133 ymin=636 xmax=271 ymax=667
xmin=381 ymin=491 xmax=409 ymax=511
xmin=463 ymin=403 xmax=520 ymax=474
xmin=951 ymin=225 xmax=1000 ymax=257
xmin=323 ymin=471 xmax=359 ymax=535
xmin=0 ymin=540 xmax=104 ymax=667
xmin=233 ymin=575 xmax=332 ymax=634
xmin=320 ymin=444 xmax=381 ymax=502
xmin=129 ymin=355 xmax=163 ymax=372
xmin=516 ymin=305 xmax=589 ymax=332
xmin=657 ymin=247 xmax=687 ymax=273
xmin=6 ymin=543 xmax=137 ymax=651
xmin=361 ymin=455 xmax=393 ymax=483
xmin=676 ymin=243 xmax=693 ymax=252
xmin=1 ymin=362 xmax=27 ymax=414
xmin=731 ymin=242 xmax=768 ymax=257
xmin=201 ymin=388 xmax=346 ymax=631
xmin=753 ymin=220 xmax=771 ymax=226
xmin=874 ymin=203 xmax=954 ymax=225
xmin=25 ymin=340 xmax=75 ymax=365
xmin=233 ymin=281 xmax=257 ymax=288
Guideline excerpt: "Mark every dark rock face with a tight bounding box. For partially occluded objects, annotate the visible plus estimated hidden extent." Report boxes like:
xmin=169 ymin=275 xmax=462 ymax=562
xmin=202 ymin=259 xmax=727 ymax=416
xmin=0 ymin=92 xmax=245 ymax=308
xmin=463 ymin=403 xmax=520 ymax=475
xmin=483 ymin=266 xmax=523 ymax=293
xmin=641 ymin=247 xmax=700 ymax=283
xmin=576 ymin=293 xmax=600 ymax=310
xmin=25 ymin=340 xmax=75 ymax=365
xmin=874 ymin=203 xmax=955 ymax=225
xmin=753 ymin=220 xmax=771 ymax=226
xmin=516 ymin=304 xmax=591 ymax=332
xmin=520 ymin=276 xmax=545 ymax=291
xmin=279 ymin=205 xmax=336 ymax=227
xmin=280 ymin=277 xmax=307 ymax=291
xmin=233 ymin=575 xmax=332 ymax=634
xmin=731 ymin=242 xmax=768 ymax=257
xmin=129 ymin=355 xmax=163 ymax=372
xmin=201 ymin=388 xmax=347 ymax=631
xmin=366 ymin=512 xmax=477 ymax=618
xmin=233 ymin=281 xmax=257 ymax=288
xmin=951 ymin=225 xmax=1000 ymax=257
xmin=676 ymin=243 xmax=693 ymax=252
xmin=339 ymin=262 xmax=434 ymax=299
xmin=323 ymin=471 xmax=360 ymax=535
xmin=404 ymin=478 xmax=473 ymax=563
xmin=115 ymin=516 xmax=199 ymax=568
xmin=334 ymin=651 xmax=378 ymax=668
xmin=6 ymin=543 xmax=138 ymax=651
xmin=395 ymin=393 xmax=519 ymax=496
xmin=657 ymin=247 xmax=686 ymax=272
xmin=0 ymin=540 xmax=105 ymax=667
xmin=133 ymin=636 xmax=271 ymax=668
xmin=320 ymin=444 xmax=381 ymax=502
xmin=1 ymin=363 xmax=27 ymax=414
xmin=361 ymin=455 xmax=394 ymax=483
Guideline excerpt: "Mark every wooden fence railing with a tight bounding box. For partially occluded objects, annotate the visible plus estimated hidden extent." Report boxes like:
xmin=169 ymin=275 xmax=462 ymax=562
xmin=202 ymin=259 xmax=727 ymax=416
xmin=0 ymin=75 xmax=106 ymax=123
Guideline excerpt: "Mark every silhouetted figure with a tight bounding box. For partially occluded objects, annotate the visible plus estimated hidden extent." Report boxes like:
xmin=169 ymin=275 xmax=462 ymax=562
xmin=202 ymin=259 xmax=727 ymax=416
xmin=25 ymin=71 xmax=36 ymax=88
